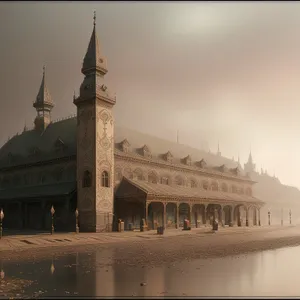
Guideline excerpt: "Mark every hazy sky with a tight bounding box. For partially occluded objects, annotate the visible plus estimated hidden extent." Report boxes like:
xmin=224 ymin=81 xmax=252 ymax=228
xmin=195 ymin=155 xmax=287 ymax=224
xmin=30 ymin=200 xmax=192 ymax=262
xmin=1 ymin=1 xmax=300 ymax=188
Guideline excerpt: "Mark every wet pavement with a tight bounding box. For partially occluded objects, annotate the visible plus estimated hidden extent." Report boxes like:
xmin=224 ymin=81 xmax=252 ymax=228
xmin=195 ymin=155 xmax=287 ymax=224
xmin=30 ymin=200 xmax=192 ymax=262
xmin=1 ymin=242 xmax=300 ymax=297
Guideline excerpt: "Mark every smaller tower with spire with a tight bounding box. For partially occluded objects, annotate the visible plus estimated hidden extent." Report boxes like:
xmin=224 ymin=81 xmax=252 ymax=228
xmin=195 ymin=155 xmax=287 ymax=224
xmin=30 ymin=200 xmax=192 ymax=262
xmin=33 ymin=66 xmax=54 ymax=131
xmin=244 ymin=151 xmax=256 ymax=174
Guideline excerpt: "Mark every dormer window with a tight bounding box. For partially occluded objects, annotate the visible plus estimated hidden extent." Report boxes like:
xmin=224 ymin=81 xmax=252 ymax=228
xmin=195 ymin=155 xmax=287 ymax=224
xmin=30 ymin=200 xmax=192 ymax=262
xmin=120 ymin=139 xmax=130 ymax=153
xmin=141 ymin=145 xmax=151 ymax=158
xmin=219 ymin=164 xmax=227 ymax=172
xmin=231 ymin=167 xmax=240 ymax=176
xmin=54 ymin=137 xmax=66 ymax=153
xmin=164 ymin=151 xmax=173 ymax=163
xmin=198 ymin=159 xmax=207 ymax=168
xmin=183 ymin=155 xmax=192 ymax=166
xmin=161 ymin=177 xmax=169 ymax=185
xmin=29 ymin=147 xmax=40 ymax=157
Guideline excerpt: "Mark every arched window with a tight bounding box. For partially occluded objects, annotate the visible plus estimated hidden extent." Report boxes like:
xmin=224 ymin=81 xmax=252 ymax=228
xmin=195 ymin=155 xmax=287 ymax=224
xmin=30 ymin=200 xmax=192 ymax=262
xmin=202 ymin=181 xmax=209 ymax=190
xmin=101 ymin=171 xmax=109 ymax=187
xmin=231 ymin=185 xmax=237 ymax=193
xmin=211 ymin=181 xmax=218 ymax=191
xmin=83 ymin=170 xmax=92 ymax=188
xmin=221 ymin=183 xmax=228 ymax=192
xmin=190 ymin=180 xmax=197 ymax=188
xmin=161 ymin=177 xmax=169 ymax=185
xmin=148 ymin=172 xmax=158 ymax=184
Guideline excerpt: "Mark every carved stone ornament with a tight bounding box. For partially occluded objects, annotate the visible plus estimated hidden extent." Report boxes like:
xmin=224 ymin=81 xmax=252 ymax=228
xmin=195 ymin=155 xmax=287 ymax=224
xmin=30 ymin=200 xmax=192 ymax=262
xmin=97 ymin=109 xmax=111 ymax=123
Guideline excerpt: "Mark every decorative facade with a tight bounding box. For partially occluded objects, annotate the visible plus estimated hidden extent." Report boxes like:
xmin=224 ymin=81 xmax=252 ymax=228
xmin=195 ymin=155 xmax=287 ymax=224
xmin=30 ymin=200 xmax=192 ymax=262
xmin=0 ymin=13 xmax=264 ymax=233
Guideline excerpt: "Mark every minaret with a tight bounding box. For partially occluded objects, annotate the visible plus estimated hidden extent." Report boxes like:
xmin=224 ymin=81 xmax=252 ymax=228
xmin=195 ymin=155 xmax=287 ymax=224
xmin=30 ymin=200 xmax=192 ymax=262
xmin=33 ymin=66 xmax=54 ymax=131
xmin=74 ymin=12 xmax=116 ymax=232
xmin=244 ymin=151 xmax=256 ymax=174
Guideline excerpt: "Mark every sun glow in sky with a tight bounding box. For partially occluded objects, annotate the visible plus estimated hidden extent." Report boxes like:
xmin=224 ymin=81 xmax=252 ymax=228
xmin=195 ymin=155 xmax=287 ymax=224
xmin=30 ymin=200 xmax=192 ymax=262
xmin=1 ymin=2 xmax=300 ymax=188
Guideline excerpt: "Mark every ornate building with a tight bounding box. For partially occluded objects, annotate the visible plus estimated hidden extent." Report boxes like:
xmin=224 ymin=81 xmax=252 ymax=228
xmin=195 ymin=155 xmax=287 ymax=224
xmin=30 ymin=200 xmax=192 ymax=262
xmin=0 ymin=14 xmax=264 ymax=232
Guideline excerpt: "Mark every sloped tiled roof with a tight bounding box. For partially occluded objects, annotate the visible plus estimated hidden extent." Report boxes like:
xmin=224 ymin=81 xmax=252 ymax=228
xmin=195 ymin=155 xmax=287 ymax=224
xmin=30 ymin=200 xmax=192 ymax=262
xmin=0 ymin=118 xmax=243 ymax=181
xmin=0 ymin=181 xmax=76 ymax=200
xmin=122 ymin=177 xmax=263 ymax=205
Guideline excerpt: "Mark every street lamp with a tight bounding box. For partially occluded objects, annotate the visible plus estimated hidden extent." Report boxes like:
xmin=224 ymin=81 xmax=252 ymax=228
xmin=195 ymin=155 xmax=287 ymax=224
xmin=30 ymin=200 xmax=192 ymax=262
xmin=0 ymin=209 xmax=4 ymax=239
xmin=50 ymin=256 xmax=55 ymax=275
xmin=50 ymin=205 xmax=55 ymax=235
xmin=268 ymin=210 xmax=271 ymax=226
xmin=289 ymin=209 xmax=292 ymax=225
xmin=75 ymin=208 xmax=79 ymax=234
xmin=0 ymin=261 xmax=4 ymax=280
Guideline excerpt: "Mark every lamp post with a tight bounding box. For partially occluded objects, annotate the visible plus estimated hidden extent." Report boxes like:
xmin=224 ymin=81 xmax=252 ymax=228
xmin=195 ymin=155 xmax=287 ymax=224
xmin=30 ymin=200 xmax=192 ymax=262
xmin=0 ymin=209 xmax=4 ymax=239
xmin=75 ymin=208 xmax=79 ymax=234
xmin=289 ymin=209 xmax=292 ymax=225
xmin=268 ymin=210 xmax=271 ymax=226
xmin=50 ymin=205 xmax=55 ymax=235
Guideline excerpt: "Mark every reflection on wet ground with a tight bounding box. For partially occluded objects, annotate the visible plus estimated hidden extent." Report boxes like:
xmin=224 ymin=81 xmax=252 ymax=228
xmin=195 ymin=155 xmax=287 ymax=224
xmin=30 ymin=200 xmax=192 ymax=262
xmin=1 ymin=245 xmax=300 ymax=297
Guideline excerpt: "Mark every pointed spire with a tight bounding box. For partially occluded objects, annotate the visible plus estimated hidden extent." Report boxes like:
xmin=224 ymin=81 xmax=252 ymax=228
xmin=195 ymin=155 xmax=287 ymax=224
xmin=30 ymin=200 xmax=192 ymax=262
xmin=33 ymin=66 xmax=54 ymax=131
xmin=34 ymin=65 xmax=53 ymax=108
xmin=238 ymin=154 xmax=240 ymax=164
xmin=23 ymin=121 xmax=28 ymax=132
xmin=217 ymin=141 xmax=221 ymax=156
xmin=75 ymin=12 xmax=116 ymax=107
xmin=176 ymin=130 xmax=179 ymax=144
xmin=81 ymin=11 xmax=107 ymax=76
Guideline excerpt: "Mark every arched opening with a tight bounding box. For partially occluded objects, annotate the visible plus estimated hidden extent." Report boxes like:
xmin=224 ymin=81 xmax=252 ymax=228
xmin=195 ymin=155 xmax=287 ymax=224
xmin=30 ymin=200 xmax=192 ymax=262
xmin=83 ymin=170 xmax=92 ymax=188
xmin=246 ymin=187 xmax=252 ymax=196
xmin=206 ymin=204 xmax=222 ymax=226
xmin=101 ymin=171 xmax=109 ymax=187
xmin=148 ymin=172 xmax=158 ymax=184
xmin=223 ymin=205 xmax=232 ymax=226
xmin=202 ymin=180 xmax=209 ymax=190
xmin=133 ymin=168 xmax=144 ymax=180
xmin=178 ymin=203 xmax=190 ymax=227
xmin=234 ymin=205 xmax=246 ymax=226
xmin=221 ymin=183 xmax=228 ymax=192
xmin=231 ymin=185 xmax=237 ymax=193
xmin=175 ymin=176 xmax=184 ymax=186
xmin=147 ymin=202 xmax=164 ymax=229
xmin=211 ymin=181 xmax=218 ymax=191
xmin=192 ymin=204 xmax=205 ymax=227
xmin=190 ymin=179 xmax=197 ymax=188
xmin=248 ymin=206 xmax=257 ymax=226
xmin=166 ymin=203 xmax=177 ymax=228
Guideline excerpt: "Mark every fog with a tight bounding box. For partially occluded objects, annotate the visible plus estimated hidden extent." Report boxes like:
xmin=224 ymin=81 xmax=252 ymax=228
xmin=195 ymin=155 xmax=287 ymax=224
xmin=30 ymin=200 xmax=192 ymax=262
xmin=1 ymin=1 xmax=300 ymax=188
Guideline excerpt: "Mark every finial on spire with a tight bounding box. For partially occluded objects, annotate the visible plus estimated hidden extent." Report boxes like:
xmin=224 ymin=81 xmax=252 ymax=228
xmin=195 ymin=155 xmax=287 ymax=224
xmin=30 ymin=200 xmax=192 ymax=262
xmin=73 ymin=90 xmax=76 ymax=101
xmin=43 ymin=65 xmax=45 ymax=76
xmin=93 ymin=11 xmax=96 ymax=27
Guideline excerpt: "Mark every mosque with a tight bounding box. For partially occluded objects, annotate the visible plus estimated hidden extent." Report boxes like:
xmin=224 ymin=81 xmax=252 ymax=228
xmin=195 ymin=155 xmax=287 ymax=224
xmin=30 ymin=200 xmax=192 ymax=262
xmin=0 ymin=13 xmax=264 ymax=232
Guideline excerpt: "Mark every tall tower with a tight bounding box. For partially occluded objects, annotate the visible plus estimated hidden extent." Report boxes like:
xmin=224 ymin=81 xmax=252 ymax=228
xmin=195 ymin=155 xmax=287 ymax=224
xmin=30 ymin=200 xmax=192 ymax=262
xmin=33 ymin=66 xmax=54 ymax=131
xmin=74 ymin=12 xmax=116 ymax=232
xmin=244 ymin=151 xmax=256 ymax=174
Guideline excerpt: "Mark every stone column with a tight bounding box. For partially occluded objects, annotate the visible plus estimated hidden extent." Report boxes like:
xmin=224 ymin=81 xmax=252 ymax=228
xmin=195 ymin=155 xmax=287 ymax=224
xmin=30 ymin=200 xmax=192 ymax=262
xmin=221 ymin=207 xmax=225 ymax=227
xmin=246 ymin=207 xmax=249 ymax=227
xmin=163 ymin=202 xmax=167 ymax=229
xmin=176 ymin=203 xmax=180 ymax=229
xmin=189 ymin=204 xmax=193 ymax=226
xmin=258 ymin=208 xmax=261 ymax=226
xmin=145 ymin=201 xmax=149 ymax=226
xmin=230 ymin=206 xmax=234 ymax=227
